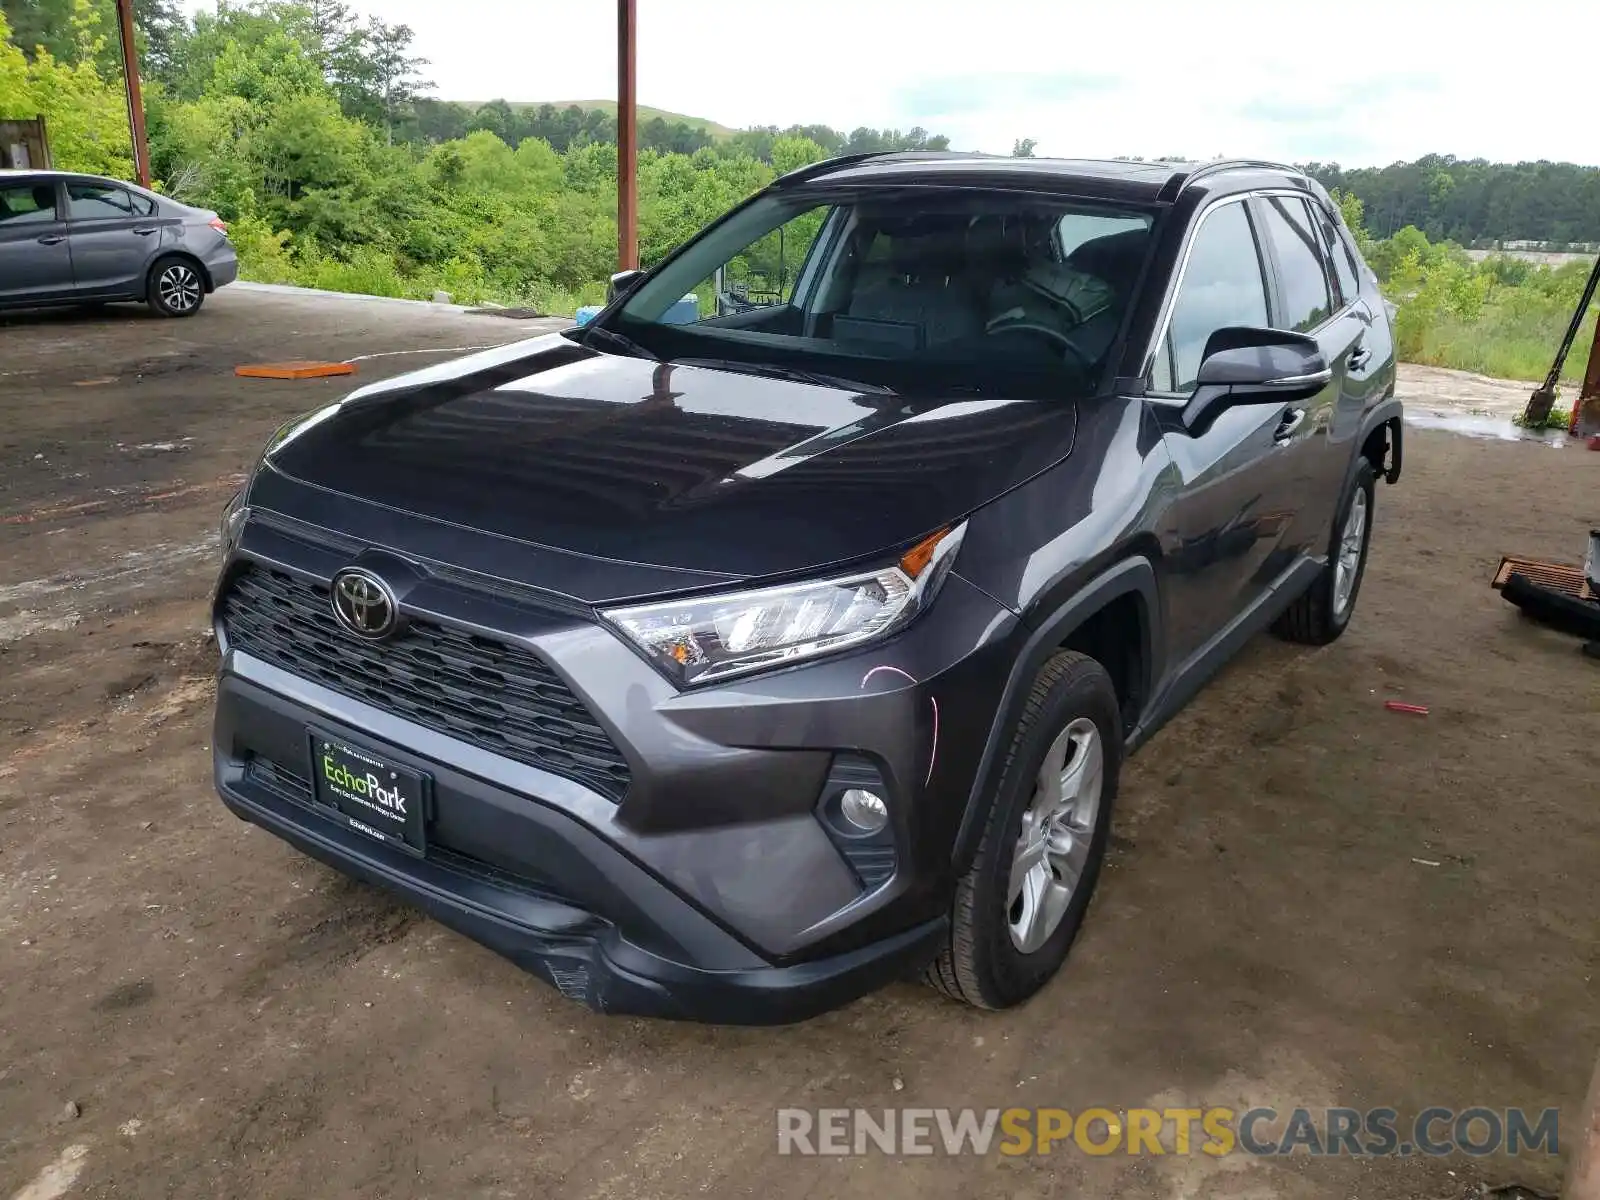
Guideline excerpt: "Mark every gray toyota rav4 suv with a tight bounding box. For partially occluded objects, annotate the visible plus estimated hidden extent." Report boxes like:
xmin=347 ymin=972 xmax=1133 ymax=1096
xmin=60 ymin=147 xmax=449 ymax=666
xmin=211 ymin=154 xmax=1402 ymax=1023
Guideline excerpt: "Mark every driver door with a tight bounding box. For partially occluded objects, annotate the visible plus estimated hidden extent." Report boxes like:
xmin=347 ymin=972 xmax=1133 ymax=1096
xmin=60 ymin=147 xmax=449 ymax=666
xmin=1146 ymin=197 xmax=1308 ymax=672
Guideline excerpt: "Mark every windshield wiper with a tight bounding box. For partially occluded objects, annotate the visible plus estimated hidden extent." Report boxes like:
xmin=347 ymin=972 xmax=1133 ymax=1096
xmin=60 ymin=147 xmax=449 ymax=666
xmin=581 ymin=323 xmax=658 ymax=361
xmin=673 ymin=357 xmax=895 ymax=395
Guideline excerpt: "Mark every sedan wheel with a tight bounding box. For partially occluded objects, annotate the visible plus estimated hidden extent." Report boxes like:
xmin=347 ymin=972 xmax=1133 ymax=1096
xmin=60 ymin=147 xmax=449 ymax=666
xmin=148 ymin=260 xmax=205 ymax=317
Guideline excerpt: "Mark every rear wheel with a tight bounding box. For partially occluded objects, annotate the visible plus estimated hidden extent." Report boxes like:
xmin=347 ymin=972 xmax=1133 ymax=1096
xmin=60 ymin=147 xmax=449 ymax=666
xmin=925 ymin=650 xmax=1121 ymax=1010
xmin=147 ymin=257 xmax=205 ymax=318
xmin=1274 ymin=460 xmax=1376 ymax=645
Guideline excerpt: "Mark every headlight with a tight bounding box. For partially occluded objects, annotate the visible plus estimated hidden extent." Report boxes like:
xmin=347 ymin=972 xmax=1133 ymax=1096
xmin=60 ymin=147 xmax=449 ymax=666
xmin=603 ymin=523 xmax=966 ymax=686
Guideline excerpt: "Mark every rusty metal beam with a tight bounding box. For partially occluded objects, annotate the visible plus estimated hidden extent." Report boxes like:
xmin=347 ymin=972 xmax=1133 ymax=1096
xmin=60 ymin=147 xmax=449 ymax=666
xmin=616 ymin=0 xmax=638 ymax=271
xmin=114 ymin=0 xmax=151 ymax=188
xmin=1575 ymin=302 xmax=1600 ymax=438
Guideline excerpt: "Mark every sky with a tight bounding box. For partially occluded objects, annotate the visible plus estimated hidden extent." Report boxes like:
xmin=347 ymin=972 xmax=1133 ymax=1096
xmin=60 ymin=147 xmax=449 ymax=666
xmin=203 ymin=0 xmax=1597 ymax=167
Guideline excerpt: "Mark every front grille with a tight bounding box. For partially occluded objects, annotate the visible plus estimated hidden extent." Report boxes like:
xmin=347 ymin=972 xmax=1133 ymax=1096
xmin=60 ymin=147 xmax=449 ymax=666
xmin=221 ymin=565 xmax=631 ymax=802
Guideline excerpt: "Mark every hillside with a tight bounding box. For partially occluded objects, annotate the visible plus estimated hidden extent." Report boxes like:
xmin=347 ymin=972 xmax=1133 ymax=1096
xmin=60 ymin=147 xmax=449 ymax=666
xmin=454 ymin=99 xmax=737 ymax=141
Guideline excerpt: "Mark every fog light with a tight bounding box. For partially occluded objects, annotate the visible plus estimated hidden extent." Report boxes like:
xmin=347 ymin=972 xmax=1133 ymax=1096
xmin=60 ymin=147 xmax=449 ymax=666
xmin=839 ymin=788 xmax=888 ymax=834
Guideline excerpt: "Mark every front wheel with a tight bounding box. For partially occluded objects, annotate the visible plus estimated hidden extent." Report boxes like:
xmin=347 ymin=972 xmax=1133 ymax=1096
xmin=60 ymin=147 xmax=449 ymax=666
xmin=147 ymin=258 xmax=206 ymax=318
xmin=925 ymin=650 xmax=1121 ymax=1010
xmin=1274 ymin=460 xmax=1376 ymax=645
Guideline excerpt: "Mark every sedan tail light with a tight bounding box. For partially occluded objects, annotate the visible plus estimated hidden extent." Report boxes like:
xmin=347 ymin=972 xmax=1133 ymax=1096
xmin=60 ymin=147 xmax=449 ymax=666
xmin=209 ymin=217 xmax=229 ymax=235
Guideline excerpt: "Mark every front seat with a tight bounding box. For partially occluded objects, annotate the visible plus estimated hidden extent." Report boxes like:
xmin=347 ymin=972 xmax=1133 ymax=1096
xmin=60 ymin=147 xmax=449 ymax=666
xmin=844 ymin=226 xmax=984 ymax=349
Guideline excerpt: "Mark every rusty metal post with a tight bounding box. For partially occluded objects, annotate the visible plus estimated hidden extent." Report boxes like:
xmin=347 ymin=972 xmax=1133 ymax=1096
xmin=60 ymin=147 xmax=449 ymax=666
xmin=114 ymin=0 xmax=151 ymax=188
xmin=616 ymin=0 xmax=638 ymax=271
xmin=1573 ymin=303 xmax=1600 ymax=438
xmin=1526 ymin=251 xmax=1600 ymax=428
xmin=1567 ymin=1050 xmax=1600 ymax=1200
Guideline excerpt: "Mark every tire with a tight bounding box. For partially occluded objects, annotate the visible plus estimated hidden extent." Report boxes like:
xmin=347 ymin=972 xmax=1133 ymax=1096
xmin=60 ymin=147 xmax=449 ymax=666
xmin=147 ymin=257 xmax=206 ymax=318
xmin=1274 ymin=459 xmax=1376 ymax=645
xmin=925 ymin=650 xmax=1121 ymax=1010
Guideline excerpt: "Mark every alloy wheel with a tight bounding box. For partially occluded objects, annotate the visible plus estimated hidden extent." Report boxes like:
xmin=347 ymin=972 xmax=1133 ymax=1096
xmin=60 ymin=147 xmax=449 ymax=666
xmin=1333 ymin=488 xmax=1368 ymax=617
xmin=1007 ymin=716 xmax=1104 ymax=953
xmin=159 ymin=264 xmax=201 ymax=313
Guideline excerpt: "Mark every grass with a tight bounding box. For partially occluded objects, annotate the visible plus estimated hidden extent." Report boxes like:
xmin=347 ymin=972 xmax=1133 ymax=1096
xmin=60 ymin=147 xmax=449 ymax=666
xmin=1395 ymin=299 xmax=1596 ymax=384
xmin=1512 ymin=406 xmax=1573 ymax=431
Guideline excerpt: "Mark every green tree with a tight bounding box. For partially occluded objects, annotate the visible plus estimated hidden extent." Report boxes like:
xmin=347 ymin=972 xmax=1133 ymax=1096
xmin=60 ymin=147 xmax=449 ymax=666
xmin=334 ymin=15 xmax=427 ymax=142
xmin=0 ymin=6 xmax=132 ymax=176
xmin=1011 ymin=137 xmax=1037 ymax=158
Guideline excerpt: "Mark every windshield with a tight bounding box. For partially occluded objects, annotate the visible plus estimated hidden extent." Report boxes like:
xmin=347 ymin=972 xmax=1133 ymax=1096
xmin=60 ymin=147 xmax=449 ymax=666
xmin=606 ymin=188 xmax=1155 ymax=397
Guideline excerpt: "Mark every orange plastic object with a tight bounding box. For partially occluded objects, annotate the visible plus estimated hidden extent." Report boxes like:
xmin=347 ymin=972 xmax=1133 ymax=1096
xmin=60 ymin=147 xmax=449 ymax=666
xmin=1384 ymin=700 xmax=1430 ymax=716
xmin=234 ymin=361 xmax=357 ymax=380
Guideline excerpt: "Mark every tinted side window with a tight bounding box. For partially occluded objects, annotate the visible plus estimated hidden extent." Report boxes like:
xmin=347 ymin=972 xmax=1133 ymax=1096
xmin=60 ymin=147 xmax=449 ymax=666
xmin=129 ymin=191 xmax=157 ymax=217
xmin=68 ymin=183 xmax=137 ymax=220
xmin=0 ymin=183 xmax=58 ymax=225
xmin=1153 ymin=200 xmax=1270 ymax=393
xmin=1258 ymin=196 xmax=1332 ymax=332
xmin=1316 ymin=205 xmax=1360 ymax=303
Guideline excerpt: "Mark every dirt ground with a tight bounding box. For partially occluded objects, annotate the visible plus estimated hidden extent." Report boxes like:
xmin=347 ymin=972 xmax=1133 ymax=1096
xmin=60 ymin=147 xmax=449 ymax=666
xmin=2 ymin=288 xmax=1597 ymax=1200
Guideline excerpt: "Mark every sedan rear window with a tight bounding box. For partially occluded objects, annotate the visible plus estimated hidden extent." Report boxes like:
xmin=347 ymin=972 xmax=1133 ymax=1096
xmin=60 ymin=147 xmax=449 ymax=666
xmin=68 ymin=183 xmax=138 ymax=220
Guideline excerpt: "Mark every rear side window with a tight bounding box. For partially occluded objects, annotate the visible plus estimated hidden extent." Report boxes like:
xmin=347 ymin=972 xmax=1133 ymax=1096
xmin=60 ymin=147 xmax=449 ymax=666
xmin=128 ymin=191 xmax=157 ymax=217
xmin=1316 ymin=204 xmax=1360 ymax=304
xmin=1257 ymin=196 xmax=1333 ymax=332
xmin=67 ymin=182 xmax=137 ymax=220
xmin=1152 ymin=199 xmax=1270 ymax=393
xmin=0 ymin=183 xmax=57 ymax=225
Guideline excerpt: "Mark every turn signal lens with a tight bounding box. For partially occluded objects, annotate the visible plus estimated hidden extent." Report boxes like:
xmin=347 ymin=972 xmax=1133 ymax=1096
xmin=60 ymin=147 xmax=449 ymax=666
xmin=899 ymin=526 xmax=949 ymax=579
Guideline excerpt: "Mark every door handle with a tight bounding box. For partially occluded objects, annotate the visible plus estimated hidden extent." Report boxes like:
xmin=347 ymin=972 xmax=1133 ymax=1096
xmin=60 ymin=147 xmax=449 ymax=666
xmin=1274 ymin=407 xmax=1306 ymax=443
xmin=36 ymin=234 xmax=65 ymax=245
xmin=133 ymin=226 xmax=158 ymax=236
xmin=1348 ymin=345 xmax=1372 ymax=370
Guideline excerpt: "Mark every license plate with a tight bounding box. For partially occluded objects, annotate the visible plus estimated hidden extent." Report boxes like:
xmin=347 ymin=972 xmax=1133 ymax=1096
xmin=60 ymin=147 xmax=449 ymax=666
xmin=307 ymin=732 xmax=429 ymax=857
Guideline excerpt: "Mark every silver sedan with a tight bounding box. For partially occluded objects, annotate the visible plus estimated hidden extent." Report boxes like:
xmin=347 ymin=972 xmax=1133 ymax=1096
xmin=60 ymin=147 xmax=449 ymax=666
xmin=0 ymin=169 xmax=238 ymax=316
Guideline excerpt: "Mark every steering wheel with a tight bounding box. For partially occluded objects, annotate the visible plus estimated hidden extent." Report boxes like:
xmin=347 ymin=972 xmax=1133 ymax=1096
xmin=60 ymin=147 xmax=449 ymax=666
xmin=984 ymin=317 xmax=1096 ymax=374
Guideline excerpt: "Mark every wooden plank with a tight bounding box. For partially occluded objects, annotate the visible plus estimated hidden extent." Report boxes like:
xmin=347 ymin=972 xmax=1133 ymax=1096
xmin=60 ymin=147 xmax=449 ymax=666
xmin=234 ymin=361 xmax=357 ymax=380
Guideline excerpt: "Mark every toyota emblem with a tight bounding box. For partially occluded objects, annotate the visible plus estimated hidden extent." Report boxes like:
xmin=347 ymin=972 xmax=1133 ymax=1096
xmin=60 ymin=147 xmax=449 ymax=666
xmin=331 ymin=568 xmax=400 ymax=640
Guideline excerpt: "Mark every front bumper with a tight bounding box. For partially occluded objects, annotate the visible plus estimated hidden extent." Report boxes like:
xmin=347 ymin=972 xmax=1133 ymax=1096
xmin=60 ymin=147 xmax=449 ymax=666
xmin=211 ymin=519 xmax=1018 ymax=1021
xmin=216 ymin=677 xmax=944 ymax=1023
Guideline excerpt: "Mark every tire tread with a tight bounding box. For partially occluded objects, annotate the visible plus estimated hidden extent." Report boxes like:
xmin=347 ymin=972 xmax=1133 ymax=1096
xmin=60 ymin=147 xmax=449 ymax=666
xmin=924 ymin=649 xmax=1112 ymax=1009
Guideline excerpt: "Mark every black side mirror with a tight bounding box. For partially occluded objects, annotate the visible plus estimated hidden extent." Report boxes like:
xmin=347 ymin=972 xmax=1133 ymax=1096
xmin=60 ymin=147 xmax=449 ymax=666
xmin=607 ymin=268 xmax=645 ymax=305
xmin=1183 ymin=327 xmax=1331 ymax=433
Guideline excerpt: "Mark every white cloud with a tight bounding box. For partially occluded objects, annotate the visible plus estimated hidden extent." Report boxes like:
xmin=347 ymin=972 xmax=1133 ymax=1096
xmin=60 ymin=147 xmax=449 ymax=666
xmin=192 ymin=0 xmax=1597 ymax=166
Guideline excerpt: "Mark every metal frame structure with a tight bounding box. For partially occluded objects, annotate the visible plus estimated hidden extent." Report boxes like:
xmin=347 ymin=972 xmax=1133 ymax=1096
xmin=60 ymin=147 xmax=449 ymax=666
xmin=617 ymin=0 xmax=638 ymax=270
xmin=113 ymin=0 xmax=151 ymax=188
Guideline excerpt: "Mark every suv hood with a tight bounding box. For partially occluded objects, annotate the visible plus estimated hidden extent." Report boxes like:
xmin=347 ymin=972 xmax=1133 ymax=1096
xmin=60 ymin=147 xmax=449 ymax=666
xmin=255 ymin=333 xmax=1078 ymax=604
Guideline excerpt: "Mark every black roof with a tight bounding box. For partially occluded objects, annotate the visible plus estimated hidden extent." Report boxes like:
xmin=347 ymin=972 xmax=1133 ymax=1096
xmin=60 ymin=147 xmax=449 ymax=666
xmin=774 ymin=152 xmax=1310 ymax=205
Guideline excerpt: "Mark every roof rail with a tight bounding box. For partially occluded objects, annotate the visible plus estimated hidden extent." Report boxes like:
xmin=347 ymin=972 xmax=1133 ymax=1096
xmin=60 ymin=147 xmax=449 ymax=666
xmin=1156 ymin=158 xmax=1304 ymax=203
xmin=770 ymin=150 xmax=900 ymax=188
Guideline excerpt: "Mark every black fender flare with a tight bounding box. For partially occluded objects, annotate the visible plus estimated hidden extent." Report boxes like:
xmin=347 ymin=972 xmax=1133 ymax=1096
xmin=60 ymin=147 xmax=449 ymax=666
xmin=949 ymin=555 xmax=1161 ymax=873
xmin=1349 ymin=398 xmax=1403 ymax=490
